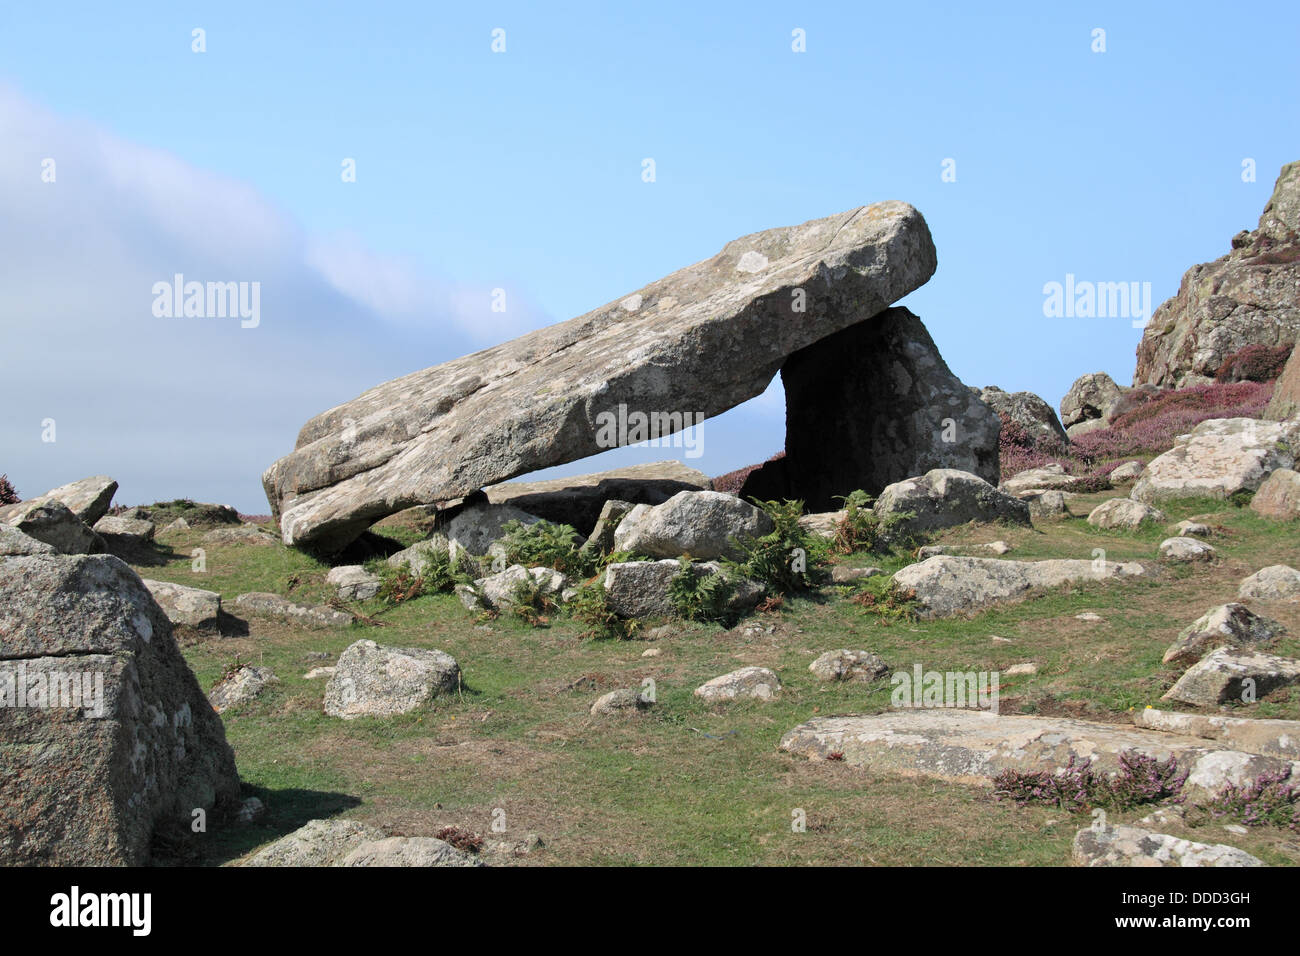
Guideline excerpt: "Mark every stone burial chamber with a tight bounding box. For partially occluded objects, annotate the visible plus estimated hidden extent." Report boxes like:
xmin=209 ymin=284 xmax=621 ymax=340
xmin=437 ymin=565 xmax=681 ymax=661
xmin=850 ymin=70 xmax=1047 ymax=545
xmin=263 ymin=200 xmax=993 ymax=552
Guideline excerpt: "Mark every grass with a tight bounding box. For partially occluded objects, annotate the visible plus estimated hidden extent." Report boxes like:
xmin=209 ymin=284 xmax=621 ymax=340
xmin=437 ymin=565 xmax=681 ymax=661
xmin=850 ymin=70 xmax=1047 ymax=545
xmin=130 ymin=495 xmax=1300 ymax=867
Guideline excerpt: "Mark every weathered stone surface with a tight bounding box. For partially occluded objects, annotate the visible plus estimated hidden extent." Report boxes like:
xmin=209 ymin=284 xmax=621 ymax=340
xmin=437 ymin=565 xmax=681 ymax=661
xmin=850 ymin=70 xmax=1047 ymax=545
xmin=323 ymin=639 xmax=460 ymax=719
xmin=338 ymin=836 xmax=482 ymax=868
xmin=1250 ymin=467 xmax=1300 ymax=519
xmin=446 ymin=501 xmax=543 ymax=557
xmin=590 ymin=687 xmax=652 ymax=716
xmin=93 ymin=515 xmax=156 ymax=556
xmin=1238 ymin=564 xmax=1300 ymax=601
xmin=977 ymin=385 xmax=1068 ymax=445
xmin=1109 ymin=460 xmax=1145 ymax=483
xmin=614 ymin=490 xmax=773 ymax=561
xmin=1131 ymin=417 xmax=1299 ymax=503
xmin=916 ymin=541 xmax=1011 ymax=558
xmin=602 ymin=559 xmax=764 ymax=619
xmin=1163 ymin=603 xmax=1286 ymax=667
xmin=695 ymin=666 xmax=782 ymax=701
xmin=1060 ymin=372 xmax=1127 ymax=433
xmin=809 ymin=649 xmax=890 ymax=683
xmin=797 ymin=511 xmax=845 ymax=538
xmin=209 ymin=665 xmax=278 ymax=714
xmin=892 ymin=555 xmax=1148 ymax=618
xmin=0 ymin=475 xmax=117 ymax=525
xmin=1136 ymin=161 xmax=1300 ymax=388
xmin=579 ymin=499 xmax=634 ymax=556
xmin=0 ymin=524 xmax=55 ymax=556
xmin=1023 ymin=489 xmax=1071 ymax=519
xmin=386 ymin=534 xmax=451 ymax=575
xmin=1159 ymin=536 xmax=1218 ymax=562
xmin=1174 ymin=519 xmax=1212 ymax=537
xmin=202 ymin=524 xmax=279 ymax=547
xmin=326 ymin=565 xmax=381 ymax=601
xmin=873 ymin=469 xmax=1029 ymax=544
xmin=738 ymin=307 xmax=1000 ymax=510
xmin=141 ymin=578 xmax=222 ymax=628
xmin=460 ymin=564 xmax=568 ymax=611
xmin=1266 ymin=338 xmax=1300 ymax=420
xmin=245 ymin=819 xmax=383 ymax=867
xmin=485 ymin=461 xmax=710 ymax=535
xmin=778 ymin=710 xmax=1300 ymax=800
xmin=233 ymin=592 xmax=353 ymax=629
xmin=1163 ymin=647 xmax=1300 ymax=705
xmin=831 ymin=565 xmax=883 ymax=584
xmin=0 ymin=553 xmax=240 ymax=865
xmin=3 ymin=500 xmax=103 ymax=555
xmin=264 ymin=203 xmax=937 ymax=551
xmin=1136 ymin=708 xmax=1300 ymax=760
xmin=1000 ymin=463 xmax=1076 ymax=495
xmin=1072 ymin=825 xmax=1262 ymax=867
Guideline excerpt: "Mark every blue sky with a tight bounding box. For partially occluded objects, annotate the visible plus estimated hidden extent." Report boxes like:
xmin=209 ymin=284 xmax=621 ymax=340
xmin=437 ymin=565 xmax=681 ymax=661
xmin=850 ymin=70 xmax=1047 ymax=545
xmin=2 ymin=1 xmax=1298 ymax=512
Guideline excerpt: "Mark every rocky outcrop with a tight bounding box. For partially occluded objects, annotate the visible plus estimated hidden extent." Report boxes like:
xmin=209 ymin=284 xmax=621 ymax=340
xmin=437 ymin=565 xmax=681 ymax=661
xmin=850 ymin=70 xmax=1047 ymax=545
xmin=613 ymin=491 xmax=773 ymax=562
xmin=977 ymin=386 xmax=1068 ymax=445
xmin=1136 ymin=709 xmax=1300 ymax=760
xmin=233 ymin=592 xmax=353 ymax=629
xmin=0 ymin=474 xmax=117 ymax=526
xmin=1059 ymin=372 xmax=1127 ymax=436
xmin=2 ymin=500 xmax=103 ymax=555
xmin=1266 ymin=340 xmax=1300 ymax=419
xmin=0 ymin=552 xmax=239 ymax=864
xmin=1249 ymin=467 xmax=1300 ymax=519
xmin=873 ymin=469 xmax=1029 ymax=544
xmin=1135 ymin=161 xmax=1300 ymax=388
xmin=1163 ymin=647 xmax=1300 ymax=706
xmin=264 ymin=203 xmax=937 ymax=551
xmin=778 ymin=710 xmax=1300 ymax=800
xmin=1130 ymin=417 xmax=1299 ymax=503
xmin=244 ymin=818 xmax=480 ymax=867
xmin=1238 ymin=564 xmax=1300 ymax=601
xmin=1162 ymin=603 xmax=1285 ymax=667
xmin=1072 ymin=825 xmax=1262 ymax=867
xmin=893 ymin=555 xmax=1149 ymax=618
xmin=485 ymin=461 xmax=710 ymax=536
xmin=738 ymin=308 xmax=1000 ymax=510
xmin=323 ymin=640 xmax=461 ymax=719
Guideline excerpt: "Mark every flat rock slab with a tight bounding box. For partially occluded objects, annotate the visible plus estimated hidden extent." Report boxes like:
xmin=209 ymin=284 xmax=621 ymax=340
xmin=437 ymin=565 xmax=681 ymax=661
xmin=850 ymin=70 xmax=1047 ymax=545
xmin=1072 ymin=825 xmax=1262 ymax=867
xmin=695 ymin=666 xmax=782 ymax=701
xmin=0 ymin=475 xmax=117 ymax=525
xmin=1136 ymin=708 xmax=1300 ymax=761
xmin=234 ymin=592 xmax=352 ymax=629
xmin=892 ymin=555 xmax=1150 ymax=618
xmin=1131 ymin=417 xmax=1299 ymax=504
xmin=263 ymin=201 xmax=937 ymax=551
xmin=778 ymin=710 xmax=1300 ymax=800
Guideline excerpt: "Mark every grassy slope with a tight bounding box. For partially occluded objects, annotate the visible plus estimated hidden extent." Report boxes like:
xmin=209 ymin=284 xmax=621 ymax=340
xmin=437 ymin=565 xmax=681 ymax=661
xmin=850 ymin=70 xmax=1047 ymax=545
xmin=134 ymin=494 xmax=1300 ymax=866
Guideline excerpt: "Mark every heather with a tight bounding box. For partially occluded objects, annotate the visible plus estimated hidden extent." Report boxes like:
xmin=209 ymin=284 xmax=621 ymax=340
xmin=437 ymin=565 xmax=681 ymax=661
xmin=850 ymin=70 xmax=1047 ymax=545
xmin=993 ymin=751 xmax=1188 ymax=812
xmin=713 ymin=451 xmax=783 ymax=495
xmin=1214 ymin=343 xmax=1293 ymax=383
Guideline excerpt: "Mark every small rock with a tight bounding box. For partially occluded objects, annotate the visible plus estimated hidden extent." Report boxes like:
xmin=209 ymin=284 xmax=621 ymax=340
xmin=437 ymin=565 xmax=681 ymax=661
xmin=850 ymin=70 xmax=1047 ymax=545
xmin=1162 ymin=603 xmax=1286 ymax=667
xmin=1075 ymin=612 xmax=1104 ymax=622
xmin=831 ymin=565 xmax=883 ymax=584
xmin=1159 ymin=536 xmax=1218 ymax=562
xmin=323 ymin=639 xmax=461 ymax=719
xmin=1108 ymin=461 xmax=1145 ymax=483
xmin=1238 ymin=565 xmax=1300 ymax=602
xmin=209 ymin=665 xmax=279 ymax=714
xmin=303 ymin=666 xmax=337 ymax=680
xmin=238 ymin=797 xmax=266 ymax=824
xmin=1072 ymin=824 xmax=1262 ymax=867
xmin=93 ymin=515 xmax=156 ymax=547
xmin=141 ymin=578 xmax=222 ymax=628
xmin=1023 ymin=489 xmax=1071 ymax=519
xmin=326 ymin=565 xmax=381 ymax=601
xmin=1004 ymin=662 xmax=1039 ymax=676
xmin=641 ymin=648 xmax=661 ymax=658
xmin=234 ymin=592 xmax=353 ymax=629
xmin=1163 ymin=647 xmax=1300 ymax=706
xmin=1087 ymin=498 xmax=1166 ymax=530
xmin=809 ymin=650 xmax=890 ymax=683
xmin=338 ymin=836 xmax=482 ymax=868
xmin=2 ymin=500 xmax=103 ymax=555
xmin=1250 ymin=468 xmax=1300 ymax=520
xmin=590 ymin=688 xmax=652 ymax=716
xmin=694 ymin=666 xmax=782 ymax=702
xmin=1174 ymin=520 xmax=1212 ymax=537
xmin=202 ymin=525 xmax=279 ymax=547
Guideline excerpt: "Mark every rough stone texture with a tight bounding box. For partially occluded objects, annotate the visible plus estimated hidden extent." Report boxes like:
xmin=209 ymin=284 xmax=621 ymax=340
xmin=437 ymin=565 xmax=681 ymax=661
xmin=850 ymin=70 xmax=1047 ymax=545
xmin=233 ymin=592 xmax=353 ymax=629
xmin=738 ymin=308 xmax=1000 ymax=510
xmin=873 ymin=469 xmax=1029 ymax=544
xmin=977 ymin=385 xmax=1069 ymax=445
xmin=0 ymin=475 xmax=117 ymax=526
xmin=1174 ymin=519 xmax=1212 ymax=537
xmin=141 ymin=578 xmax=222 ymax=628
xmin=614 ymin=490 xmax=773 ymax=561
xmin=3 ymin=500 xmax=103 ymax=555
xmin=694 ymin=666 xmax=782 ymax=702
xmin=0 ymin=552 xmax=240 ymax=865
xmin=893 ymin=555 xmax=1149 ymax=618
xmin=92 ymin=515 xmax=156 ymax=546
xmin=1135 ymin=708 xmax=1300 ymax=760
xmin=916 ymin=541 xmax=1011 ymax=558
xmin=485 ymin=461 xmax=710 ymax=536
xmin=778 ymin=710 xmax=1300 ymax=800
xmin=1162 ymin=603 xmax=1286 ymax=667
xmin=797 ymin=511 xmax=844 ymax=538
xmin=579 ymin=499 xmax=634 ymax=557
xmin=446 ymin=501 xmax=543 ymax=557
xmin=830 ymin=565 xmax=883 ymax=584
xmin=1000 ymin=463 xmax=1076 ymax=496
xmin=386 ymin=534 xmax=451 ymax=575
xmin=1109 ymin=461 xmax=1145 ymax=483
xmin=1249 ymin=467 xmax=1300 ymax=519
xmin=809 ymin=649 xmax=890 ymax=683
xmin=1130 ymin=417 xmax=1299 ymax=503
xmin=338 ymin=836 xmax=482 ymax=868
xmin=1163 ymin=647 xmax=1300 ymax=706
xmin=1072 ymin=825 xmax=1262 ymax=867
xmin=209 ymin=665 xmax=278 ymax=714
xmin=460 ymin=564 xmax=568 ymax=611
xmin=1238 ymin=564 xmax=1300 ymax=601
xmin=264 ymin=202 xmax=937 ymax=551
xmin=1266 ymin=338 xmax=1300 ymax=420
xmin=202 ymin=524 xmax=279 ymax=547
xmin=602 ymin=559 xmax=764 ymax=619
xmin=590 ymin=687 xmax=652 ymax=716
xmin=1159 ymin=536 xmax=1218 ymax=562
xmin=1023 ymin=489 xmax=1072 ymax=519
xmin=323 ymin=639 xmax=460 ymax=719
xmin=0 ymin=524 xmax=55 ymax=556
xmin=1136 ymin=161 xmax=1300 ymax=388
xmin=326 ymin=565 xmax=381 ymax=601
xmin=1060 ymin=372 xmax=1127 ymax=433
xmin=244 ymin=819 xmax=383 ymax=867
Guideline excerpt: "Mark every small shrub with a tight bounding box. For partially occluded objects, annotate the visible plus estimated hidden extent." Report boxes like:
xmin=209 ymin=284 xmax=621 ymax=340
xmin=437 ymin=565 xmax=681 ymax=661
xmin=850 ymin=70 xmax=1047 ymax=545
xmin=848 ymin=578 xmax=919 ymax=624
xmin=1200 ymin=768 xmax=1299 ymax=830
xmin=499 ymin=519 xmax=594 ymax=577
xmin=713 ymin=451 xmax=784 ymax=495
xmin=435 ymin=826 xmax=485 ymax=853
xmin=0 ymin=474 xmax=18 ymax=506
xmin=731 ymin=498 xmax=826 ymax=593
xmin=667 ymin=556 xmax=735 ymax=623
xmin=375 ymin=566 xmax=430 ymax=605
xmin=568 ymin=580 xmax=638 ymax=640
xmin=504 ymin=573 xmax=556 ymax=627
